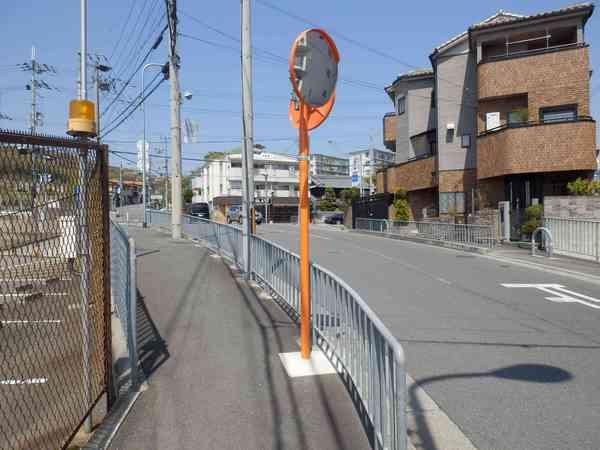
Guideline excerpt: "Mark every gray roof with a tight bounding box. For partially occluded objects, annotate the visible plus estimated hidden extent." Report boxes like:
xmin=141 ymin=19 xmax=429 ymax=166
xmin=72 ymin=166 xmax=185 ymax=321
xmin=386 ymin=68 xmax=434 ymax=92
xmin=470 ymin=2 xmax=593 ymax=31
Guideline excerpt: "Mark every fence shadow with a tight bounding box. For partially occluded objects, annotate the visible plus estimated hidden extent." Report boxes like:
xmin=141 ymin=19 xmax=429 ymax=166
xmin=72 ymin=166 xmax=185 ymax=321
xmin=136 ymin=289 xmax=170 ymax=378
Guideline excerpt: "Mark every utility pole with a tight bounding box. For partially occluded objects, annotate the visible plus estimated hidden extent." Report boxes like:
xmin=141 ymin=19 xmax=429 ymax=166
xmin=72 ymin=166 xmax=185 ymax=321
xmin=163 ymin=137 xmax=169 ymax=209
xmin=119 ymin=162 xmax=124 ymax=207
xmin=30 ymin=46 xmax=37 ymax=133
xmin=166 ymin=0 xmax=182 ymax=239
xmin=241 ymin=0 xmax=255 ymax=277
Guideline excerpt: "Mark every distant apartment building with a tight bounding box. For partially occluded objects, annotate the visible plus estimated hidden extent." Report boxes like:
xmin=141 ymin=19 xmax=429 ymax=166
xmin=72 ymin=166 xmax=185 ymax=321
xmin=193 ymin=150 xmax=299 ymax=221
xmin=350 ymin=148 xmax=395 ymax=193
xmin=310 ymin=154 xmax=350 ymax=177
xmin=379 ymin=3 xmax=596 ymax=219
xmin=309 ymin=153 xmax=352 ymax=192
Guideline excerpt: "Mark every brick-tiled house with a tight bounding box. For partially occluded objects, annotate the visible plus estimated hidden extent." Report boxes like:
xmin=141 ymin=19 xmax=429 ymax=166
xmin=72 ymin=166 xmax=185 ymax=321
xmin=378 ymin=3 xmax=596 ymax=219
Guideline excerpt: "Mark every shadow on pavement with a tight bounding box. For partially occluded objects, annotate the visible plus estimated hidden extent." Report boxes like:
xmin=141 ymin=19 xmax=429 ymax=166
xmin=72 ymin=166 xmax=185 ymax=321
xmin=227 ymin=261 xmax=371 ymax=450
xmin=409 ymin=364 xmax=573 ymax=450
xmin=136 ymin=289 xmax=170 ymax=378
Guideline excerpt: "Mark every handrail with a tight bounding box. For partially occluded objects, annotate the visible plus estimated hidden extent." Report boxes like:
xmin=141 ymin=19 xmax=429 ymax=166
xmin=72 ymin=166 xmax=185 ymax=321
xmin=531 ymin=226 xmax=553 ymax=257
xmin=147 ymin=210 xmax=407 ymax=450
xmin=478 ymin=116 xmax=594 ymax=137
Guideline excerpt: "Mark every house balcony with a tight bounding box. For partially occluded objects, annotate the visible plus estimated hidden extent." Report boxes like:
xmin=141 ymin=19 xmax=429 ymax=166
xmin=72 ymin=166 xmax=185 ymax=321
xmin=376 ymin=154 xmax=437 ymax=193
xmin=383 ymin=112 xmax=397 ymax=151
xmin=477 ymin=118 xmax=596 ymax=180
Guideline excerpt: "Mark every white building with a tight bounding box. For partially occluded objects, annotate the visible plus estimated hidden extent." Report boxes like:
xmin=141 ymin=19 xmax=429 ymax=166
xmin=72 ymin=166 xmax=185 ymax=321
xmin=193 ymin=150 xmax=299 ymax=205
xmin=349 ymin=148 xmax=395 ymax=193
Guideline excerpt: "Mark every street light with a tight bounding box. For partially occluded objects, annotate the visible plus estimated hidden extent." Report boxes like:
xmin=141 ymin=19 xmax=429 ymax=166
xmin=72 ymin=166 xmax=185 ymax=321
xmin=141 ymin=62 xmax=166 ymax=227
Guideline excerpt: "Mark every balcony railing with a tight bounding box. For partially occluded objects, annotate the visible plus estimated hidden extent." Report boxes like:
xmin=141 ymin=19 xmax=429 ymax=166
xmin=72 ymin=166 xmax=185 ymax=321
xmin=478 ymin=116 xmax=594 ymax=137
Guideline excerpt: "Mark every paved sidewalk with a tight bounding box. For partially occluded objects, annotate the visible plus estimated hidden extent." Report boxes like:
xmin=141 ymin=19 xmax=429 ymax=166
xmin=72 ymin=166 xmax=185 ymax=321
xmin=491 ymin=245 xmax=600 ymax=283
xmin=109 ymin=227 xmax=370 ymax=450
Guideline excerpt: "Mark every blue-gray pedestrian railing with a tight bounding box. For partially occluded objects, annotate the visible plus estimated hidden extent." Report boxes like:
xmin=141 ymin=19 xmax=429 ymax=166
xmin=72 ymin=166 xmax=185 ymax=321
xmin=147 ymin=210 xmax=406 ymax=450
xmin=356 ymin=217 xmax=496 ymax=249
xmin=109 ymin=220 xmax=139 ymax=390
xmin=545 ymin=216 xmax=600 ymax=262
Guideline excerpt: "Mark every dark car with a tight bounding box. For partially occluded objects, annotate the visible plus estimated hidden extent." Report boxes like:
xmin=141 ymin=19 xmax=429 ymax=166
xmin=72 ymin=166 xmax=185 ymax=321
xmin=324 ymin=212 xmax=344 ymax=224
xmin=188 ymin=202 xmax=210 ymax=219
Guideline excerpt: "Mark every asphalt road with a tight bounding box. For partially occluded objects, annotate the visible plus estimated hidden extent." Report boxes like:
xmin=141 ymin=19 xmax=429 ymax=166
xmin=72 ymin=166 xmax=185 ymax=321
xmin=257 ymin=223 xmax=600 ymax=450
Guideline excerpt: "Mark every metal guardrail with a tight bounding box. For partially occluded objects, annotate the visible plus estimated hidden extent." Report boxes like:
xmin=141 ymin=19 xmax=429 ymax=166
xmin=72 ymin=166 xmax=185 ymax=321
xmin=356 ymin=217 xmax=496 ymax=249
xmin=109 ymin=220 xmax=139 ymax=390
xmin=544 ymin=216 xmax=600 ymax=262
xmin=148 ymin=210 xmax=407 ymax=450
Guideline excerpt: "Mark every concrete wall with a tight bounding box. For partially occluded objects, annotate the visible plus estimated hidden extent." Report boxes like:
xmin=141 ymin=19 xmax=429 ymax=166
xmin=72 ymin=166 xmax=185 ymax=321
xmin=544 ymin=195 xmax=600 ymax=219
xmin=435 ymin=39 xmax=478 ymax=171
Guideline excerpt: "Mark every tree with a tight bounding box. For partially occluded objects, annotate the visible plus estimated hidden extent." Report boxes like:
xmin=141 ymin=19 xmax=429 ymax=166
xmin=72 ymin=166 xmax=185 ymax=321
xmin=318 ymin=187 xmax=338 ymax=211
xmin=392 ymin=188 xmax=410 ymax=221
xmin=340 ymin=187 xmax=360 ymax=208
xmin=520 ymin=204 xmax=543 ymax=235
xmin=204 ymin=151 xmax=226 ymax=160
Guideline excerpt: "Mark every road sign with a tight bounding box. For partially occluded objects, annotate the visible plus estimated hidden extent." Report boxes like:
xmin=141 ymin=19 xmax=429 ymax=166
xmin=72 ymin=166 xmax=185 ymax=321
xmin=288 ymin=29 xmax=339 ymax=360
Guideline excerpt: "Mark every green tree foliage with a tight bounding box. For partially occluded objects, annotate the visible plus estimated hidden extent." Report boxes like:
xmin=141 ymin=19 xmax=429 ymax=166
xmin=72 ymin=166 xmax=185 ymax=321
xmin=567 ymin=177 xmax=600 ymax=196
xmin=204 ymin=151 xmax=226 ymax=160
xmin=318 ymin=187 xmax=338 ymax=211
xmin=520 ymin=204 xmax=543 ymax=234
xmin=393 ymin=188 xmax=410 ymax=221
xmin=340 ymin=187 xmax=360 ymax=208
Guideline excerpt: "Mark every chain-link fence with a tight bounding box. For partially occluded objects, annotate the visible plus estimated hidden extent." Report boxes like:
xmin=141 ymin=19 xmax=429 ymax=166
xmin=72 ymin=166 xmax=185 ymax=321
xmin=0 ymin=130 xmax=112 ymax=450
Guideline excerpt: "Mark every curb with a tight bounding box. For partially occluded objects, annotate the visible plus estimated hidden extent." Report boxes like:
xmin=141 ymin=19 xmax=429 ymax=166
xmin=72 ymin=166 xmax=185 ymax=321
xmin=351 ymin=229 xmax=491 ymax=254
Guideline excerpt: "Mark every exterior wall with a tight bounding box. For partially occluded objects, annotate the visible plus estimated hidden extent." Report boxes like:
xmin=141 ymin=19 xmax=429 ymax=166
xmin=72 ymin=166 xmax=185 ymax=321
xmin=382 ymin=156 xmax=437 ymax=192
xmin=477 ymin=120 xmax=596 ymax=179
xmin=435 ymin=39 xmax=478 ymax=171
xmin=383 ymin=114 xmax=397 ymax=150
xmin=438 ymin=169 xmax=477 ymax=192
xmin=310 ymin=154 xmax=350 ymax=176
xmin=389 ymin=76 xmax=435 ymax=163
xmin=407 ymin=79 xmax=435 ymax=160
xmin=478 ymin=177 xmax=505 ymax=209
xmin=544 ymin=195 xmax=600 ymax=219
xmin=408 ymin=189 xmax=436 ymax=220
xmin=477 ymin=47 xmax=590 ymax=121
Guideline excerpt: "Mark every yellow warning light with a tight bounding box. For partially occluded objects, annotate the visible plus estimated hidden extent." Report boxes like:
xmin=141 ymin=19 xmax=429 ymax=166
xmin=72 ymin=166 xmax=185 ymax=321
xmin=67 ymin=99 xmax=97 ymax=137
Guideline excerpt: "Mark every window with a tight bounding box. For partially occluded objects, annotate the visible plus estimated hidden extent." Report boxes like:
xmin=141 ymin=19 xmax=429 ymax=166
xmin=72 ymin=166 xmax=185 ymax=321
xmin=289 ymin=165 xmax=296 ymax=176
xmin=540 ymin=105 xmax=577 ymax=123
xmin=439 ymin=192 xmax=465 ymax=214
xmin=231 ymin=162 xmax=241 ymax=168
xmin=396 ymin=95 xmax=405 ymax=115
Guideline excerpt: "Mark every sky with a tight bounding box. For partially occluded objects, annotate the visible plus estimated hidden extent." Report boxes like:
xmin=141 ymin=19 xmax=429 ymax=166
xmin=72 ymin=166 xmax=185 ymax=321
xmin=1 ymin=0 xmax=599 ymax=174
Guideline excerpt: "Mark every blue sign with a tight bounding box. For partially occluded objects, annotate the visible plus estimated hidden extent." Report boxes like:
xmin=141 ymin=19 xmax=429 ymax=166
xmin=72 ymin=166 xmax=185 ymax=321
xmin=351 ymin=175 xmax=358 ymax=183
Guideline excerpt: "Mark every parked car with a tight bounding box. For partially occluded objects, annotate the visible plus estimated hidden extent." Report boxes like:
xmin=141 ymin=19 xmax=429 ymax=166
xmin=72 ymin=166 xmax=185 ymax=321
xmin=227 ymin=206 xmax=263 ymax=225
xmin=227 ymin=205 xmax=242 ymax=224
xmin=324 ymin=212 xmax=344 ymax=225
xmin=188 ymin=202 xmax=210 ymax=219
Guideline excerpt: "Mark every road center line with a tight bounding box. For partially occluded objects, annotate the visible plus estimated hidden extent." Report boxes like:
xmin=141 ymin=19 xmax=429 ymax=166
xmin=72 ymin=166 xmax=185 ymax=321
xmin=1 ymin=320 xmax=62 ymax=325
xmin=0 ymin=378 xmax=47 ymax=385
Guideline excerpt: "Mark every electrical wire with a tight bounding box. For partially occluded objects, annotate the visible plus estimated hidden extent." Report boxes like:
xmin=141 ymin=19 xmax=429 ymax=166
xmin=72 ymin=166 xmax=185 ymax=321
xmin=101 ymin=25 xmax=167 ymax=118
xmin=109 ymin=0 xmax=140 ymax=61
xmin=101 ymin=77 xmax=166 ymax=139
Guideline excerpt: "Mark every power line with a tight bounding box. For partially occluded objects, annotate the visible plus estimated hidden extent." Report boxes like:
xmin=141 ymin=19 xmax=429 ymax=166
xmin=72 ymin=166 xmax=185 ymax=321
xmin=109 ymin=0 xmax=140 ymax=61
xmin=101 ymin=25 xmax=167 ymax=118
xmin=101 ymin=77 xmax=166 ymax=139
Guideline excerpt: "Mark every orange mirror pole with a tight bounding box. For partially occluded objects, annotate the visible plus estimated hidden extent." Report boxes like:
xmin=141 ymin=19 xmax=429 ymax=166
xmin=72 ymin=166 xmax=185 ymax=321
xmin=299 ymin=101 xmax=312 ymax=359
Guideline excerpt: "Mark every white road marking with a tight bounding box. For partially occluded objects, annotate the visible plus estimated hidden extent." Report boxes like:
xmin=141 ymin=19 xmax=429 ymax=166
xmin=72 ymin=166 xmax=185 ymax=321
xmin=0 ymin=378 xmax=47 ymax=385
xmin=1 ymin=320 xmax=61 ymax=325
xmin=502 ymin=283 xmax=600 ymax=309
xmin=0 ymin=292 xmax=68 ymax=298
